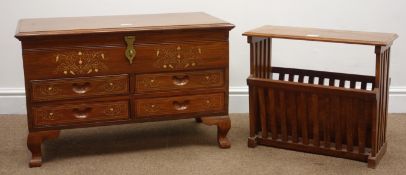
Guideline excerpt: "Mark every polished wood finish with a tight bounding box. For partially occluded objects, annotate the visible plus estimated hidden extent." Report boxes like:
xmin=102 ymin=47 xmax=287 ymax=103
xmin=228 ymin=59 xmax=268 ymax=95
xmin=136 ymin=70 xmax=224 ymax=92
xmin=31 ymin=75 xmax=129 ymax=101
xmin=16 ymin=13 xmax=234 ymax=167
xmin=27 ymin=130 xmax=60 ymax=167
xmin=16 ymin=12 xmax=234 ymax=37
xmin=135 ymin=93 xmax=225 ymax=118
xmin=244 ymin=26 xmax=397 ymax=168
xmin=201 ymin=116 xmax=231 ymax=148
xmin=243 ymin=25 xmax=398 ymax=46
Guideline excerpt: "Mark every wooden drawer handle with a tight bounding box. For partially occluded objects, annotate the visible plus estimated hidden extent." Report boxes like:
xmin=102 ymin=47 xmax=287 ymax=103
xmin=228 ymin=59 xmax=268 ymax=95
xmin=72 ymin=107 xmax=92 ymax=119
xmin=173 ymin=100 xmax=189 ymax=111
xmin=72 ymin=82 xmax=91 ymax=94
xmin=172 ymin=75 xmax=189 ymax=86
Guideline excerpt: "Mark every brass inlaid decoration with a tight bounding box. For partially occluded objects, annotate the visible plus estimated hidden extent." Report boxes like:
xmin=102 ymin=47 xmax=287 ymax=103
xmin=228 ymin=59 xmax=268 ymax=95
xmin=139 ymin=77 xmax=160 ymax=89
xmin=54 ymin=51 xmax=108 ymax=75
xmin=103 ymin=103 xmax=126 ymax=116
xmin=198 ymin=72 xmax=221 ymax=85
xmin=37 ymin=85 xmax=61 ymax=97
xmin=142 ymin=104 xmax=161 ymax=113
xmin=154 ymin=45 xmax=202 ymax=69
xmin=101 ymin=79 xmax=129 ymax=93
xmin=37 ymin=111 xmax=59 ymax=121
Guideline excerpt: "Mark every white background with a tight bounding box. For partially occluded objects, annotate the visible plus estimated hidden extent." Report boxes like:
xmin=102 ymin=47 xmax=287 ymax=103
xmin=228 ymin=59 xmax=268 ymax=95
xmin=0 ymin=0 xmax=405 ymax=114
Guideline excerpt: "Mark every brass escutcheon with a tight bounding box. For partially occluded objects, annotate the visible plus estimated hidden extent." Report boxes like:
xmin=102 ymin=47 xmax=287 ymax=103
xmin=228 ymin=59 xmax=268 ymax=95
xmin=124 ymin=36 xmax=136 ymax=64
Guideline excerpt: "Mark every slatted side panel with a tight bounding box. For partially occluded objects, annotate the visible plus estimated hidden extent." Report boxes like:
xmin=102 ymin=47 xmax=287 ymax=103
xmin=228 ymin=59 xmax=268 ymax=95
xmin=252 ymin=85 xmax=374 ymax=155
xmin=251 ymin=38 xmax=271 ymax=79
xmin=373 ymin=47 xmax=390 ymax=156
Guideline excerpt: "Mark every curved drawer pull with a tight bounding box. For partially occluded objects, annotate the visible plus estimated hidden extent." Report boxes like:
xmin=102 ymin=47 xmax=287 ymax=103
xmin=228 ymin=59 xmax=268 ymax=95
xmin=173 ymin=100 xmax=190 ymax=111
xmin=72 ymin=82 xmax=91 ymax=94
xmin=172 ymin=75 xmax=189 ymax=86
xmin=124 ymin=36 xmax=136 ymax=64
xmin=72 ymin=107 xmax=92 ymax=119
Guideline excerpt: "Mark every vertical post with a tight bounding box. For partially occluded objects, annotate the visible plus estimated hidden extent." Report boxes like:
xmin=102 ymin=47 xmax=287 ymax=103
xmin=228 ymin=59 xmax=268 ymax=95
xmin=371 ymin=46 xmax=382 ymax=157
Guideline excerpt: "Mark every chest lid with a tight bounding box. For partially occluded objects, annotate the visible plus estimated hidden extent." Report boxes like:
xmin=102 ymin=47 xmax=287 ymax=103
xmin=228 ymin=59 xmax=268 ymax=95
xmin=15 ymin=12 xmax=234 ymax=39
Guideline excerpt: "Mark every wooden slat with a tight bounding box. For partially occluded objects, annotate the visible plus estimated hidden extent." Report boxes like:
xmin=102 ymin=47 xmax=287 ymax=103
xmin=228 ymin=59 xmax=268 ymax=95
xmin=320 ymin=96 xmax=330 ymax=148
xmin=289 ymin=74 xmax=295 ymax=82
xmin=254 ymin=42 xmax=258 ymax=77
xmin=339 ymin=79 xmax=345 ymax=88
xmin=298 ymin=92 xmax=309 ymax=145
xmin=279 ymin=90 xmax=288 ymax=141
xmin=319 ymin=77 xmax=325 ymax=85
xmin=309 ymin=76 xmax=315 ymax=84
xmin=259 ymin=40 xmax=264 ymax=78
xmin=361 ymin=81 xmax=367 ymax=90
xmin=350 ymin=81 xmax=356 ymax=89
xmin=298 ymin=75 xmax=304 ymax=83
xmin=258 ymin=88 xmax=268 ymax=138
xmin=310 ymin=94 xmax=320 ymax=147
xmin=383 ymin=48 xmax=391 ymax=143
xmin=329 ymin=79 xmax=335 ymax=86
xmin=267 ymin=38 xmax=272 ymax=78
xmin=248 ymin=86 xmax=257 ymax=137
xmin=250 ymin=42 xmax=254 ymax=75
xmin=333 ymin=96 xmax=342 ymax=150
xmin=346 ymin=98 xmax=354 ymax=152
xmin=287 ymin=92 xmax=298 ymax=143
xmin=279 ymin=73 xmax=285 ymax=81
xmin=268 ymin=88 xmax=278 ymax=140
xmin=358 ymin=99 xmax=367 ymax=154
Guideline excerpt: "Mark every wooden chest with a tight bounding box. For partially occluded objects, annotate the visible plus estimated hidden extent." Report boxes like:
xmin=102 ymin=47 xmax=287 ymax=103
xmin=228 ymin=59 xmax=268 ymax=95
xmin=15 ymin=12 xmax=234 ymax=167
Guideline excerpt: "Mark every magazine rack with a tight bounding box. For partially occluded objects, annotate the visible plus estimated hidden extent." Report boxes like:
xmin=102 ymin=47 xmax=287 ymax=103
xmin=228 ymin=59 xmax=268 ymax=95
xmin=243 ymin=25 xmax=398 ymax=168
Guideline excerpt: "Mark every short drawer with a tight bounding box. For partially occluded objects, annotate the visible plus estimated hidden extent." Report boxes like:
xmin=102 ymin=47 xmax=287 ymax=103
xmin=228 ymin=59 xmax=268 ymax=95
xmin=32 ymin=100 xmax=129 ymax=126
xmin=31 ymin=75 xmax=129 ymax=101
xmin=136 ymin=70 xmax=224 ymax=92
xmin=135 ymin=93 xmax=225 ymax=118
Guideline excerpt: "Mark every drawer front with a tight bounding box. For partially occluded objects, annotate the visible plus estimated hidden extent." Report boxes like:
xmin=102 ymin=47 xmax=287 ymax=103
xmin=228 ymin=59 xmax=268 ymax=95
xmin=23 ymin=47 xmax=131 ymax=79
xmin=31 ymin=75 xmax=129 ymax=101
xmin=135 ymin=93 xmax=225 ymax=118
xmin=134 ymin=42 xmax=228 ymax=71
xmin=23 ymin=41 xmax=228 ymax=79
xmin=136 ymin=70 xmax=224 ymax=92
xmin=32 ymin=100 xmax=129 ymax=126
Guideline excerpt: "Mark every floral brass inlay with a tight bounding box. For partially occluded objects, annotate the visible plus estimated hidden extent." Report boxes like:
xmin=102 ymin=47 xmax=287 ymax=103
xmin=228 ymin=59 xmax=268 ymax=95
xmin=101 ymin=79 xmax=128 ymax=93
xmin=139 ymin=77 xmax=160 ymax=89
xmin=198 ymin=73 xmax=221 ymax=85
xmin=154 ymin=45 xmax=202 ymax=69
xmin=54 ymin=51 xmax=108 ymax=75
xmin=142 ymin=104 xmax=161 ymax=113
xmin=103 ymin=104 xmax=126 ymax=116
xmin=37 ymin=85 xmax=61 ymax=97
xmin=37 ymin=111 xmax=59 ymax=121
xmin=203 ymin=95 xmax=224 ymax=110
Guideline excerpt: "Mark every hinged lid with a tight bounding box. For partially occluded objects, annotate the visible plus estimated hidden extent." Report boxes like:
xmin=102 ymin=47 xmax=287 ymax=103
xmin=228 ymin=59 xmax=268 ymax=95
xmin=15 ymin=12 xmax=234 ymax=39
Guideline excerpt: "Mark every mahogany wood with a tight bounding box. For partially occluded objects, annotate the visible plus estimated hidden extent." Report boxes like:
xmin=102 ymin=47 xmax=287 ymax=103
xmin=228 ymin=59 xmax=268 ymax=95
xmin=16 ymin=12 xmax=234 ymax=167
xmin=244 ymin=26 xmax=397 ymax=168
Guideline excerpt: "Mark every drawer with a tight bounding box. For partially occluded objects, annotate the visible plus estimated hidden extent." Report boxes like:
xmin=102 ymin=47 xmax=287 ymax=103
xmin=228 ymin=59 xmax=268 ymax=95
xmin=136 ymin=70 xmax=225 ymax=92
xmin=32 ymin=100 xmax=129 ymax=126
xmin=135 ymin=93 xmax=225 ymax=118
xmin=134 ymin=42 xmax=228 ymax=71
xmin=23 ymin=41 xmax=228 ymax=80
xmin=31 ymin=75 xmax=129 ymax=101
